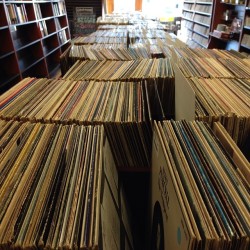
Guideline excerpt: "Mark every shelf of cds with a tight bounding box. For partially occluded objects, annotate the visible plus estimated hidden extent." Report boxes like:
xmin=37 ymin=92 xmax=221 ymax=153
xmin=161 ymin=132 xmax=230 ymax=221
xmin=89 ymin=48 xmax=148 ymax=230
xmin=181 ymin=0 xmax=213 ymax=48
xmin=0 ymin=0 xmax=71 ymax=94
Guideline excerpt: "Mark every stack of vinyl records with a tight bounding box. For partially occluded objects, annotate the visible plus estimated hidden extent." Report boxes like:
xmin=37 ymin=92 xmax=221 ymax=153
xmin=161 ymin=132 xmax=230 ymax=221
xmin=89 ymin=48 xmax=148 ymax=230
xmin=97 ymin=24 xmax=132 ymax=30
xmin=72 ymin=35 xmax=128 ymax=45
xmin=0 ymin=120 xmax=134 ymax=250
xmin=0 ymin=77 xmax=156 ymax=169
xmin=81 ymin=43 xmax=127 ymax=50
xmin=129 ymin=37 xmax=167 ymax=46
xmin=129 ymin=29 xmax=167 ymax=42
xmin=67 ymin=44 xmax=169 ymax=62
xmin=88 ymin=30 xmax=128 ymax=38
xmin=61 ymin=31 xmax=180 ymax=78
xmin=189 ymin=77 xmax=250 ymax=147
xmin=243 ymin=58 xmax=250 ymax=68
xmin=67 ymin=42 xmax=172 ymax=63
xmin=177 ymin=57 xmax=250 ymax=79
xmin=174 ymin=49 xmax=250 ymax=148
xmin=156 ymin=32 xmax=188 ymax=50
xmin=151 ymin=120 xmax=249 ymax=250
xmin=173 ymin=47 xmax=248 ymax=59
xmin=68 ymin=44 xmax=153 ymax=62
xmin=129 ymin=43 xmax=167 ymax=58
xmin=96 ymin=17 xmax=131 ymax=25
xmin=62 ymin=44 xmax=142 ymax=74
xmin=62 ymin=58 xmax=175 ymax=118
xmin=70 ymin=29 xmax=129 ymax=46
xmin=62 ymin=58 xmax=174 ymax=80
xmin=72 ymin=28 xmax=170 ymax=47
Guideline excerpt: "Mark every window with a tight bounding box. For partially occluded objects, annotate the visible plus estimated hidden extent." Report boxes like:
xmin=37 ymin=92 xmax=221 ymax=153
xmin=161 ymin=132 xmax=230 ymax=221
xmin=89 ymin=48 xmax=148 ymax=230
xmin=142 ymin=0 xmax=182 ymax=19
xmin=114 ymin=0 xmax=135 ymax=12
xmin=104 ymin=0 xmax=182 ymax=17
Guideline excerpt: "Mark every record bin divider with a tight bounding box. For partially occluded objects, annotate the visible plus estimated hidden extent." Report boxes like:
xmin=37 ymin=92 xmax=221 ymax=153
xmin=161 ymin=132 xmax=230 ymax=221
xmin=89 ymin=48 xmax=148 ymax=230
xmin=212 ymin=122 xmax=250 ymax=184
xmin=173 ymin=63 xmax=195 ymax=121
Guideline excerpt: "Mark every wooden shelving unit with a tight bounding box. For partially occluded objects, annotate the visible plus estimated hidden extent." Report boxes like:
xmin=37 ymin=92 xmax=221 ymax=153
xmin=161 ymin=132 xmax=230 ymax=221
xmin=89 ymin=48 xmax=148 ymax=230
xmin=0 ymin=0 xmax=71 ymax=93
xmin=208 ymin=0 xmax=246 ymax=50
xmin=239 ymin=0 xmax=250 ymax=53
xmin=181 ymin=0 xmax=214 ymax=48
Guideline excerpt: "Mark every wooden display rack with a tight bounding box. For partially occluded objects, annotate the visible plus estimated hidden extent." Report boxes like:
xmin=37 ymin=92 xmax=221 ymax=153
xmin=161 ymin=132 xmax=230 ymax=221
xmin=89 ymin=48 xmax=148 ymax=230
xmin=0 ymin=0 xmax=71 ymax=93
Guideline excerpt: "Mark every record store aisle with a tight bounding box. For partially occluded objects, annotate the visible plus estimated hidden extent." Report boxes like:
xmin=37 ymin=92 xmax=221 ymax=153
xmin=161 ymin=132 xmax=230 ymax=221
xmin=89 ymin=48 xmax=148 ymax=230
xmin=0 ymin=7 xmax=250 ymax=250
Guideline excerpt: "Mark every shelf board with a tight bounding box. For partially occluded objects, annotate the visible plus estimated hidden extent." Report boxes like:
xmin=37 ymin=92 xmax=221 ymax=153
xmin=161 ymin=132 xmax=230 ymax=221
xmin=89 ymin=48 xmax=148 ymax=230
xmin=182 ymin=17 xmax=193 ymax=22
xmin=59 ymin=26 xmax=68 ymax=31
xmin=192 ymin=38 xmax=208 ymax=48
xmin=15 ymin=39 xmax=41 ymax=52
xmin=42 ymin=30 xmax=58 ymax=39
xmin=0 ymin=26 xmax=8 ymax=30
xmin=47 ymin=61 xmax=60 ymax=74
xmin=39 ymin=16 xmax=55 ymax=22
xmin=193 ymin=20 xmax=210 ymax=27
xmin=60 ymin=40 xmax=70 ymax=50
xmin=183 ymin=1 xmax=195 ymax=3
xmin=44 ymin=46 xmax=59 ymax=56
xmin=243 ymin=25 xmax=250 ymax=30
xmin=195 ymin=11 xmax=211 ymax=16
xmin=220 ymin=2 xmax=245 ymax=6
xmin=196 ymin=2 xmax=213 ymax=4
xmin=0 ymin=51 xmax=15 ymax=60
xmin=221 ymin=18 xmax=233 ymax=22
xmin=0 ymin=73 xmax=20 ymax=87
xmin=4 ymin=1 xmax=34 ymax=3
xmin=32 ymin=0 xmax=56 ymax=2
xmin=209 ymin=33 xmax=229 ymax=41
xmin=21 ymin=57 xmax=44 ymax=74
xmin=240 ymin=43 xmax=250 ymax=50
xmin=209 ymin=33 xmax=229 ymax=42
xmin=60 ymin=39 xmax=70 ymax=47
xmin=10 ymin=20 xmax=37 ymax=27
xmin=48 ymin=63 xmax=60 ymax=78
xmin=54 ymin=13 xmax=66 ymax=18
xmin=60 ymin=39 xmax=70 ymax=48
xmin=209 ymin=32 xmax=240 ymax=42
xmin=183 ymin=9 xmax=195 ymax=13
xmin=193 ymin=30 xmax=209 ymax=38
